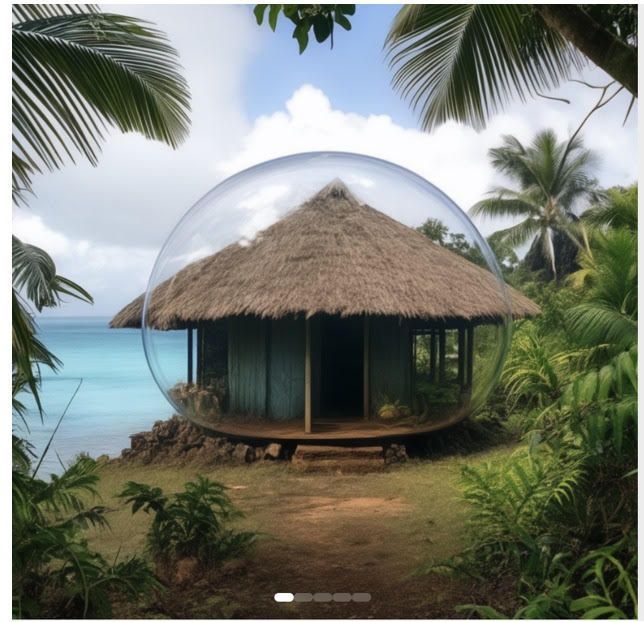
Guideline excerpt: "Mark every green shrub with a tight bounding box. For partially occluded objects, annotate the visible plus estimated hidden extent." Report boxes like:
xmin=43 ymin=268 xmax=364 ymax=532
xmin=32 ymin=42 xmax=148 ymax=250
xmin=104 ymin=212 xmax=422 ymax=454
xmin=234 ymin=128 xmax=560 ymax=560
xmin=12 ymin=441 xmax=159 ymax=618
xmin=119 ymin=476 xmax=258 ymax=569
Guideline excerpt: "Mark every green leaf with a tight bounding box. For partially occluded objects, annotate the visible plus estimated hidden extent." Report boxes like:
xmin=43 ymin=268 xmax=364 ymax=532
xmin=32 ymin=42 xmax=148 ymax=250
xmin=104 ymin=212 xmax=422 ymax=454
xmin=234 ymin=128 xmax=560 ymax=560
xmin=312 ymin=15 xmax=331 ymax=43
xmin=334 ymin=11 xmax=352 ymax=30
xmin=268 ymin=4 xmax=281 ymax=31
xmin=253 ymin=4 xmax=268 ymax=25
xmin=293 ymin=24 xmax=309 ymax=53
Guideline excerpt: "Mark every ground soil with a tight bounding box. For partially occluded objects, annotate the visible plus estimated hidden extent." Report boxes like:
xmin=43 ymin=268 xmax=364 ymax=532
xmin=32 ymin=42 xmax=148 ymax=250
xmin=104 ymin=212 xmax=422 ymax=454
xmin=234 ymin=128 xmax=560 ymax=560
xmin=93 ymin=444 xmax=519 ymax=619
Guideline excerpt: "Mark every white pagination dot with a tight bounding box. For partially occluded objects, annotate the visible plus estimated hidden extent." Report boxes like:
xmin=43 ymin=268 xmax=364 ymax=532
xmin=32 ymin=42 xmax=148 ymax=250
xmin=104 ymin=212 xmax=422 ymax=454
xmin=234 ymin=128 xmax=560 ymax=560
xmin=274 ymin=593 xmax=294 ymax=603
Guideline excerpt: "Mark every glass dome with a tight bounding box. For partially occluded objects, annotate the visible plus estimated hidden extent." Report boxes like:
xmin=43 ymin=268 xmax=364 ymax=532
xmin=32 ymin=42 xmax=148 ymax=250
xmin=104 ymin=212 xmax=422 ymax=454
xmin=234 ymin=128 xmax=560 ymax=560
xmin=138 ymin=151 xmax=513 ymax=440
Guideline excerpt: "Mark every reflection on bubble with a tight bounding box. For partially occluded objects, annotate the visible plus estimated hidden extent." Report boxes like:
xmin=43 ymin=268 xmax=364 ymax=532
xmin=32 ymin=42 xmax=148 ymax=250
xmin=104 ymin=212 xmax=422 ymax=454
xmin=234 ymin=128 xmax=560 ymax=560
xmin=111 ymin=152 xmax=539 ymax=442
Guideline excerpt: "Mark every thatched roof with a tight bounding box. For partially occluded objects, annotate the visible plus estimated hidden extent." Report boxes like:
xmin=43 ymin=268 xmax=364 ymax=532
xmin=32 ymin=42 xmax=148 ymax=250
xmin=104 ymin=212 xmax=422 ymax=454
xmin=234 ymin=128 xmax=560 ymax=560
xmin=111 ymin=180 xmax=539 ymax=329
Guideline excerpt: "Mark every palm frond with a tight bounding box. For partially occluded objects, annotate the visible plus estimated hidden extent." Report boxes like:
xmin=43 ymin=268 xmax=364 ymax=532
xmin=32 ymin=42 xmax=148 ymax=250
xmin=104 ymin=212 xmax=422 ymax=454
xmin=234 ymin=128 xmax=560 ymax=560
xmin=12 ymin=236 xmax=92 ymax=311
xmin=492 ymin=218 xmax=541 ymax=249
xmin=582 ymin=185 xmax=638 ymax=232
xmin=12 ymin=237 xmax=92 ymax=416
xmin=386 ymin=5 xmax=585 ymax=130
xmin=567 ymin=303 xmax=637 ymax=352
xmin=470 ymin=197 xmax=540 ymax=219
xmin=12 ymin=10 xmax=190 ymax=202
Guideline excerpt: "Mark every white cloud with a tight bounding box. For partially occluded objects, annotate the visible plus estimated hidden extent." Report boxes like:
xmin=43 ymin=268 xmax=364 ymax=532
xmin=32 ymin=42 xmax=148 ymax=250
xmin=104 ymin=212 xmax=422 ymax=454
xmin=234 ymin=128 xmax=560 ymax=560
xmin=13 ymin=212 xmax=157 ymax=316
xmin=218 ymin=81 xmax=637 ymax=238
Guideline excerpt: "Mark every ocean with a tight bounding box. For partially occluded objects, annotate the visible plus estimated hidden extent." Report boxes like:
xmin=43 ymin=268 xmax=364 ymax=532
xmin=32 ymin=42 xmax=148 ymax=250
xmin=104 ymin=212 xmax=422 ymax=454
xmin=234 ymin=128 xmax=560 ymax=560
xmin=18 ymin=317 xmax=185 ymax=475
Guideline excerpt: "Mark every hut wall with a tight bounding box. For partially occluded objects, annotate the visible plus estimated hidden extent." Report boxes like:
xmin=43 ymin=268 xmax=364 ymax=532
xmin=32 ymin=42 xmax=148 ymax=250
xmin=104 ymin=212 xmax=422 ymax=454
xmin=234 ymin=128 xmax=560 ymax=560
xmin=227 ymin=317 xmax=267 ymax=415
xmin=369 ymin=316 xmax=412 ymax=412
xmin=267 ymin=317 xmax=305 ymax=420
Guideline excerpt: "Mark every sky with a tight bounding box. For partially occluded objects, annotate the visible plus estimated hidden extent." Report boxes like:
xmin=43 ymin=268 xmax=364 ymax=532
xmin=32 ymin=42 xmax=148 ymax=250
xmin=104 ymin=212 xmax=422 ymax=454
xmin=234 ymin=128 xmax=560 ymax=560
xmin=12 ymin=4 xmax=638 ymax=317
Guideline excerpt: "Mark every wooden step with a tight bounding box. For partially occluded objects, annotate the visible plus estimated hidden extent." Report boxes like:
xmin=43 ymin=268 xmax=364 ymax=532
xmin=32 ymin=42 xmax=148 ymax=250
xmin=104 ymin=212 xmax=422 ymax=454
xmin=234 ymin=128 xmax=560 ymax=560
xmin=291 ymin=444 xmax=384 ymax=473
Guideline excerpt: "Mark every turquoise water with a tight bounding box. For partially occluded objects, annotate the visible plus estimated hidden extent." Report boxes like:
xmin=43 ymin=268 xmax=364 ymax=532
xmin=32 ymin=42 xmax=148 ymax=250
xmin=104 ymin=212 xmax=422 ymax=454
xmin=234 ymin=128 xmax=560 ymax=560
xmin=19 ymin=317 xmax=185 ymax=475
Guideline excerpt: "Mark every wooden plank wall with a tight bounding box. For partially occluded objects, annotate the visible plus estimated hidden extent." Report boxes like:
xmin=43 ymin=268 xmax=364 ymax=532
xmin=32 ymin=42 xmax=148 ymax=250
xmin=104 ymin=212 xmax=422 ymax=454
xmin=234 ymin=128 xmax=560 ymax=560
xmin=267 ymin=317 xmax=305 ymax=420
xmin=228 ymin=316 xmax=267 ymax=415
xmin=368 ymin=316 xmax=411 ymax=413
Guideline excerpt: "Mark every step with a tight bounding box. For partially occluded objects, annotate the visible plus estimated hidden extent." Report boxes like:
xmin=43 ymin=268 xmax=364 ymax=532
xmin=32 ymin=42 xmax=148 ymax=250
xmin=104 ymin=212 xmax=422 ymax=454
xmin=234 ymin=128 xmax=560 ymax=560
xmin=291 ymin=444 xmax=384 ymax=473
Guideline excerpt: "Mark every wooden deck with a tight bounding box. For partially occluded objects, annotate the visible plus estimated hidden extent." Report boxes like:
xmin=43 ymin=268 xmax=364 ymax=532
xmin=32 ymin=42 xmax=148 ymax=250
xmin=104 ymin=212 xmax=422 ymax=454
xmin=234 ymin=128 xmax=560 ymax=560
xmin=189 ymin=410 xmax=468 ymax=445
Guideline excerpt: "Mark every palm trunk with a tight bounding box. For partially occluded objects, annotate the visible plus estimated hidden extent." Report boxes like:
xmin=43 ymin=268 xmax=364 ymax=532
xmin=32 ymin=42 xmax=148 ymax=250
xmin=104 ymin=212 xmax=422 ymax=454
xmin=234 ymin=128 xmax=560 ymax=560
xmin=534 ymin=5 xmax=637 ymax=96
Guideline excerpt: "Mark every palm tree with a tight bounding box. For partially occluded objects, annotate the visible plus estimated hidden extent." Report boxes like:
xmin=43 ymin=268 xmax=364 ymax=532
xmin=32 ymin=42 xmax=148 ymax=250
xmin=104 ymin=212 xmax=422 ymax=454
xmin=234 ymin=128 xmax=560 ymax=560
xmin=470 ymin=130 xmax=600 ymax=281
xmin=385 ymin=5 xmax=637 ymax=131
xmin=12 ymin=4 xmax=191 ymax=411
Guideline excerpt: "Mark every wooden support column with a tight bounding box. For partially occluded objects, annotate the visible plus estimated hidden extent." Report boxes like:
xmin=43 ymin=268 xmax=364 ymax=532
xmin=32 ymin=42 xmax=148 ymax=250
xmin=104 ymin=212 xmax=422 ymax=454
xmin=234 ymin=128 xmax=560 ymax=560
xmin=457 ymin=326 xmax=465 ymax=390
xmin=187 ymin=327 xmax=193 ymax=384
xmin=438 ymin=327 xmax=446 ymax=383
xmin=363 ymin=316 xmax=370 ymax=420
xmin=429 ymin=330 xmax=437 ymax=382
xmin=466 ymin=324 xmax=474 ymax=391
xmin=304 ymin=317 xmax=312 ymax=434
xmin=196 ymin=323 xmax=202 ymax=385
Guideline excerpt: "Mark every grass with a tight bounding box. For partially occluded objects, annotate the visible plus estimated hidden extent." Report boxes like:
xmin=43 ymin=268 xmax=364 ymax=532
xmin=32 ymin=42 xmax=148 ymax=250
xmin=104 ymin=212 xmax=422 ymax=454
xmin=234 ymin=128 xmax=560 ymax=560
xmin=88 ymin=442 xmax=518 ymax=618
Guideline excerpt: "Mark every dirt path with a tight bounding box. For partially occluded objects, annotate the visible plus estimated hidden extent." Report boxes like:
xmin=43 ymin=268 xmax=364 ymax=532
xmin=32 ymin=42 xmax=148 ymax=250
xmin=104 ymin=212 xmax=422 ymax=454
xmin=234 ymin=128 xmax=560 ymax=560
xmin=96 ymin=447 xmax=517 ymax=618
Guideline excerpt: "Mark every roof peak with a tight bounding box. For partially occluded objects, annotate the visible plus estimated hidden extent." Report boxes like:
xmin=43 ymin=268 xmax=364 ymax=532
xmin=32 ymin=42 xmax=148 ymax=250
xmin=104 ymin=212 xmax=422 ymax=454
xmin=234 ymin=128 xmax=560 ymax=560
xmin=313 ymin=178 xmax=357 ymax=202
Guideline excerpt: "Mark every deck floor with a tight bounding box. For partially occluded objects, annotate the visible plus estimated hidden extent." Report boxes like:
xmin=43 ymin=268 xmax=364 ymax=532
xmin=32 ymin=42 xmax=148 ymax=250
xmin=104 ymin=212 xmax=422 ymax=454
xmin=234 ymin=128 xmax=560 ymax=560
xmin=190 ymin=410 xmax=467 ymax=445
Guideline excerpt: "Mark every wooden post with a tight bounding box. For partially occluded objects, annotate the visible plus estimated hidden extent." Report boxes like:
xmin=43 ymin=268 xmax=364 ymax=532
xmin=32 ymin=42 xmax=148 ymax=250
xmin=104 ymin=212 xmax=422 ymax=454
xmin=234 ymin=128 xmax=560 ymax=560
xmin=429 ymin=330 xmax=437 ymax=382
xmin=438 ymin=327 xmax=446 ymax=383
xmin=466 ymin=324 xmax=474 ymax=391
xmin=363 ymin=316 xmax=370 ymax=420
xmin=305 ymin=317 xmax=312 ymax=433
xmin=196 ymin=323 xmax=202 ymax=385
xmin=187 ymin=327 xmax=193 ymax=384
xmin=457 ymin=326 xmax=465 ymax=390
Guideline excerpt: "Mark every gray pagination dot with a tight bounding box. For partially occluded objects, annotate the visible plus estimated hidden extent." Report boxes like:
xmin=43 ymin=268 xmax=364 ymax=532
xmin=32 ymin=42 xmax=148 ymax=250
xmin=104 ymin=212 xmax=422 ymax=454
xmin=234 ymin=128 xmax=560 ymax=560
xmin=332 ymin=593 xmax=352 ymax=602
xmin=293 ymin=593 xmax=313 ymax=602
xmin=313 ymin=593 xmax=333 ymax=602
xmin=352 ymin=593 xmax=372 ymax=602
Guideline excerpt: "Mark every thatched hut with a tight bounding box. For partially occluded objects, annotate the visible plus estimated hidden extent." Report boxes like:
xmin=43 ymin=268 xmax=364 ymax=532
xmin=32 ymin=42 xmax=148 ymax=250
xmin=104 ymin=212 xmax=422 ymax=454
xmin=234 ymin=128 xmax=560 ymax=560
xmin=112 ymin=180 xmax=539 ymax=441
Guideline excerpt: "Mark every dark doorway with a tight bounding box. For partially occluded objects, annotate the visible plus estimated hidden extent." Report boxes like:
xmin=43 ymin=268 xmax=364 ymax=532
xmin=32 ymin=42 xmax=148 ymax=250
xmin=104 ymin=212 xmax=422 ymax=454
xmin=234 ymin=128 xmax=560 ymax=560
xmin=320 ymin=315 xmax=363 ymax=417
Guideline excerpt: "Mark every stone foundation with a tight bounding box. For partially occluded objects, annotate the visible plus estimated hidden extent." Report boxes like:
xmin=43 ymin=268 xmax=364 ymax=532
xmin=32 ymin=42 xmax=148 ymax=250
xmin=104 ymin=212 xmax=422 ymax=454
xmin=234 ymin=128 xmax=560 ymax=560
xmin=115 ymin=415 xmax=287 ymax=466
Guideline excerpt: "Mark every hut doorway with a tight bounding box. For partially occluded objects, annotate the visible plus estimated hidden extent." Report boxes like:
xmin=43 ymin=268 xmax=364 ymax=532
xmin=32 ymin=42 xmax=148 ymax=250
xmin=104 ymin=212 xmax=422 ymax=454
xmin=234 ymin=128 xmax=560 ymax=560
xmin=319 ymin=315 xmax=363 ymax=417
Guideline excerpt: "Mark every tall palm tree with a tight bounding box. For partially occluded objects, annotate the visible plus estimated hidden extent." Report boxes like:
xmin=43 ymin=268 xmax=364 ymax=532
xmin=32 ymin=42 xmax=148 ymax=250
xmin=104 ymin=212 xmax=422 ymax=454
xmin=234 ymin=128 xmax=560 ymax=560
xmin=385 ymin=5 xmax=637 ymax=131
xmin=470 ymin=130 xmax=600 ymax=281
xmin=12 ymin=4 xmax=191 ymax=412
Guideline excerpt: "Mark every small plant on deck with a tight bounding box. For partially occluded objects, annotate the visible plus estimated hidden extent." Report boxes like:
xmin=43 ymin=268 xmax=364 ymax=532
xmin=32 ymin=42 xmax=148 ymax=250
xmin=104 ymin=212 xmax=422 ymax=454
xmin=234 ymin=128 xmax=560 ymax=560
xmin=119 ymin=476 xmax=258 ymax=578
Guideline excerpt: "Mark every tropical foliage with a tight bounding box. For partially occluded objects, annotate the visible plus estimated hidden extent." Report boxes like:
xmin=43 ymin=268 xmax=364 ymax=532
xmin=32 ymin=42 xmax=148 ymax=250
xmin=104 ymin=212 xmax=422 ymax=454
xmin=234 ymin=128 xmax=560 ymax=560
xmin=434 ymin=184 xmax=638 ymax=618
xmin=119 ymin=476 xmax=258 ymax=569
xmin=12 ymin=441 xmax=159 ymax=618
xmin=253 ymin=4 xmax=355 ymax=53
xmin=12 ymin=236 xmax=93 ymax=418
xmin=256 ymin=5 xmax=637 ymax=129
xmin=471 ymin=130 xmax=600 ymax=280
xmin=12 ymin=4 xmax=191 ymax=618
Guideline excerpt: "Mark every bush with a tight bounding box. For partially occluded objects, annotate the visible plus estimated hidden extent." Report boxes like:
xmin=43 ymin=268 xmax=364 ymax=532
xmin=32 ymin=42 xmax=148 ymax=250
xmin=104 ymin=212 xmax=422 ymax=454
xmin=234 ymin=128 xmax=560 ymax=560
xmin=12 ymin=441 xmax=159 ymax=618
xmin=119 ymin=475 xmax=258 ymax=572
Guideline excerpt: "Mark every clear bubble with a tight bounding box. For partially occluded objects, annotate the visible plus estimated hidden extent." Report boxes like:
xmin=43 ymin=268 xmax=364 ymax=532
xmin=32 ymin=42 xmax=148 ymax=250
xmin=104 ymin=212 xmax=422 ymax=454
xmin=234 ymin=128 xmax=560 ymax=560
xmin=133 ymin=152 xmax=518 ymax=442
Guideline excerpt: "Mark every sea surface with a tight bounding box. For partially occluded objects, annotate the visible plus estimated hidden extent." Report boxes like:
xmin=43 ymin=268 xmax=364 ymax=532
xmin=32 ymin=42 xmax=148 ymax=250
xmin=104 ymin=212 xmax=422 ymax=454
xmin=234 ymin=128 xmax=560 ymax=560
xmin=19 ymin=317 xmax=184 ymax=475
